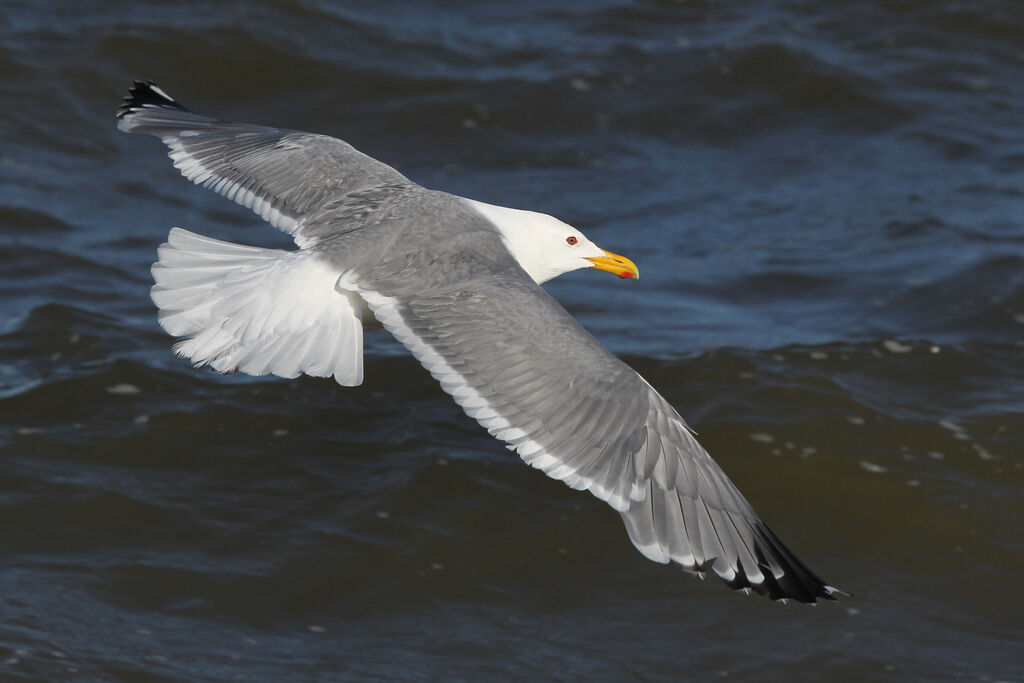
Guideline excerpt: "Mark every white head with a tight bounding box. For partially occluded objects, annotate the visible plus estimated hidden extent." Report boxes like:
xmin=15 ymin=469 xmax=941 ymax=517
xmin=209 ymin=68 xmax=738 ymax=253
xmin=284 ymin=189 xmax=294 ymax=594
xmin=465 ymin=199 xmax=639 ymax=284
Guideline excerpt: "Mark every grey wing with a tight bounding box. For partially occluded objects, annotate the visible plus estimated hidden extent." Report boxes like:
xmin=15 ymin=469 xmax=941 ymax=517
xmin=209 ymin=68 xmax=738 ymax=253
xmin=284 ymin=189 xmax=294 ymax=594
xmin=117 ymin=80 xmax=412 ymax=247
xmin=344 ymin=263 xmax=838 ymax=603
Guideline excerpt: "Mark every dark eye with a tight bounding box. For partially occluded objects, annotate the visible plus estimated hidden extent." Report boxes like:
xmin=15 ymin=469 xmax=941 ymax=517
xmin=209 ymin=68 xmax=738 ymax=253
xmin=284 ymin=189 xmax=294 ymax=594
xmin=566 ymin=236 xmax=578 ymax=245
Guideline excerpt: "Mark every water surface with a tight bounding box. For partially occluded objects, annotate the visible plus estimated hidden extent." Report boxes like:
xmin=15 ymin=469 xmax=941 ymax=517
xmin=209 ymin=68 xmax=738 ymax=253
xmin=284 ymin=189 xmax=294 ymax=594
xmin=1 ymin=1 xmax=1022 ymax=680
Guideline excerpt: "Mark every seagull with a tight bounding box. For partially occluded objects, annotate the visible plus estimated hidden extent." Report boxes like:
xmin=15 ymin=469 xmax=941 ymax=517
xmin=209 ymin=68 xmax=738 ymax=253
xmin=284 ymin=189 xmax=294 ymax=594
xmin=117 ymin=80 xmax=839 ymax=603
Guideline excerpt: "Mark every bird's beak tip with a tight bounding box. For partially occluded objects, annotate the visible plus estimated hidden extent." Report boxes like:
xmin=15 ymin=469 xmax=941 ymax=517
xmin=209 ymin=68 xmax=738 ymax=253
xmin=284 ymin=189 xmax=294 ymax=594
xmin=587 ymin=250 xmax=639 ymax=280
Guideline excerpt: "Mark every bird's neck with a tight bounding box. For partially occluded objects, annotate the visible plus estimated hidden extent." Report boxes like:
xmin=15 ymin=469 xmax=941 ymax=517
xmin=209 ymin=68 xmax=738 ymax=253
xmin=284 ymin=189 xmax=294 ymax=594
xmin=462 ymin=198 xmax=558 ymax=284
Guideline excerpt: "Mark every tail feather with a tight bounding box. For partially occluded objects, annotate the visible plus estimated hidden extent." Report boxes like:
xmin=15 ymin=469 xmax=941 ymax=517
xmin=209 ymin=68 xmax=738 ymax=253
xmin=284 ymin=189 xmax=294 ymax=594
xmin=151 ymin=228 xmax=364 ymax=386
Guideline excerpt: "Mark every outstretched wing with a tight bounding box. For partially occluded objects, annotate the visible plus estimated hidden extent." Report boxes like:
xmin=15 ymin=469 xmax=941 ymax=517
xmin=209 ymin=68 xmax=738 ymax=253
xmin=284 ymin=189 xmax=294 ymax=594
xmin=117 ymin=80 xmax=412 ymax=247
xmin=341 ymin=265 xmax=838 ymax=603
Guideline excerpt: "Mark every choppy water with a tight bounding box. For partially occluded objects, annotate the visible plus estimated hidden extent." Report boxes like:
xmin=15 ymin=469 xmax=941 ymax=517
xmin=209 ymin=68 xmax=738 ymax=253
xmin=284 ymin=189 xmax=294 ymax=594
xmin=2 ymin=1 xmax=1023 ymax=680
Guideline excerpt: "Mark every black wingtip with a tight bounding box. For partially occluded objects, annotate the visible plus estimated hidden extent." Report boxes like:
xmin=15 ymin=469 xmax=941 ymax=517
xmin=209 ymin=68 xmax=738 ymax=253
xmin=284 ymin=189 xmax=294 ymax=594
xmin=690 ymin=521 xmax=842 ymax=604
xmin=116 ymin=79 xmax=190 ymax=119
xmin=750 ymin=521 xmax=842 ymax=604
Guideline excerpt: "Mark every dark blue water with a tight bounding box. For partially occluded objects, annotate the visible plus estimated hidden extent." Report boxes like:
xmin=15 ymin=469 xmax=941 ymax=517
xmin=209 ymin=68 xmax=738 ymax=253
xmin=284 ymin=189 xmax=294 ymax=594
xmin=1 ymin=1 xmax=1022 ymax=680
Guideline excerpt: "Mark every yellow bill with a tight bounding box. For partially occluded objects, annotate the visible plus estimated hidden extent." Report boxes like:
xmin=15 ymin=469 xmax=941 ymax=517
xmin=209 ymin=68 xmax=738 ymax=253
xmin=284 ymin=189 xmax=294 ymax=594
xmin=586 ymin=250 xmax=639 ymax=279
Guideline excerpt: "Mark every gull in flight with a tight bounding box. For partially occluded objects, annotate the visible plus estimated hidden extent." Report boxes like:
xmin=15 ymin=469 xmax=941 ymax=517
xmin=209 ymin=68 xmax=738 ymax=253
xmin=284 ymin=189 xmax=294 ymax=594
xmin=118 ymin=80 xmax=839 ymax=602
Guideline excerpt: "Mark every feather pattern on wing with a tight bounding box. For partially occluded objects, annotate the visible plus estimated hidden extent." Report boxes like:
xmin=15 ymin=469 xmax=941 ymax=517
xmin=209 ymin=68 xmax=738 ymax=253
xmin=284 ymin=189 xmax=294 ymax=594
xmin=117 ymin=80 xmax=412 ymax=247
xmin=340 ymin=264 xmax=838 ymax=602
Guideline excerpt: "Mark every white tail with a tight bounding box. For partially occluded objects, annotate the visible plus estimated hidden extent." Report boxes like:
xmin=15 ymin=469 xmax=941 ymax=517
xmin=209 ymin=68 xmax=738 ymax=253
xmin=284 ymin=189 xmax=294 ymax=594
xmin=151 ymin=228 xmax=364 ymax=385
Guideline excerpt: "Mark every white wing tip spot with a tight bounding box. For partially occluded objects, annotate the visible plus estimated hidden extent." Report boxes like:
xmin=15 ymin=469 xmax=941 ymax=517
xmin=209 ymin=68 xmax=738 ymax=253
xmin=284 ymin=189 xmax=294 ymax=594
xmin=148 ymin=83 xmax=175 ymax=101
